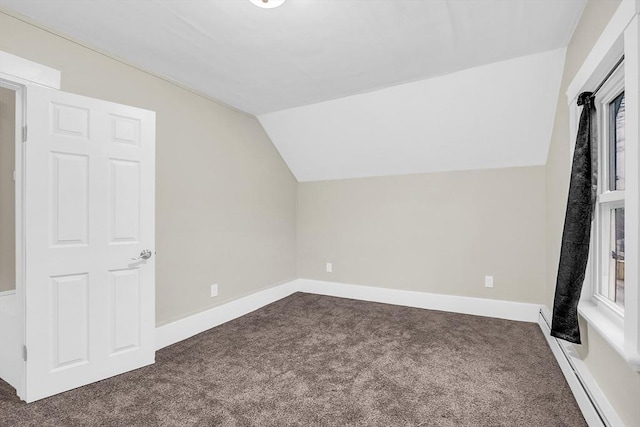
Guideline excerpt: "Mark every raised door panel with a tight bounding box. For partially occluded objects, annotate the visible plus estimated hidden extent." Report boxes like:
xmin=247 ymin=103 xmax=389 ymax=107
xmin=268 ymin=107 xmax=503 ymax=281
xmin=109 ymin=159 xmax=140 ymax=244
xmin=109 ymin=269 xmax=141 ymax=355
xmin=50 ymin=153 xmax=89 ymax=247
xmin=50 ymin=274 xmax=89 ymax=371
xmin=110 ymin=114 xmax=140 ymax=146
xmin=50 ymin=102 xmax=89 ymax=139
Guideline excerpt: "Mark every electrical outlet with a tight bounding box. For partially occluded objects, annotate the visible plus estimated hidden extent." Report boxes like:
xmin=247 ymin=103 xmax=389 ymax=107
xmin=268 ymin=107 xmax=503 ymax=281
xmin=484 ymin=276 xmax=494 ymax=288
xmin=210 ymin=284 xmax=218 ymax=297
xmin=326 ymin=262 xmax=333 ymax=273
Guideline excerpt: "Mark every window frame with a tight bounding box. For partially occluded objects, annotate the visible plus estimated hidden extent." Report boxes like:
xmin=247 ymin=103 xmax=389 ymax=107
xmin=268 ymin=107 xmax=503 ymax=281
xmin=566 ymin=1 xmax=640 ymax=371
xmin=592 ymin=66 xmax=625 ymax=318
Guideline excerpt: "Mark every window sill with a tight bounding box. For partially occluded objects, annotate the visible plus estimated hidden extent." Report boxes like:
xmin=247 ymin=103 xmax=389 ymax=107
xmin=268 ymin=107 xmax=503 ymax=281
xmin=578 ymin=300 xmax=625 ymax=358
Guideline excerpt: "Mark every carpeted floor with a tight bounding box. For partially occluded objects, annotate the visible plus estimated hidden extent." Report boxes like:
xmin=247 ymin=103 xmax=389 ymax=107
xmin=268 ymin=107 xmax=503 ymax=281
xmin=1 ymin=292 xmax=585 ymax=426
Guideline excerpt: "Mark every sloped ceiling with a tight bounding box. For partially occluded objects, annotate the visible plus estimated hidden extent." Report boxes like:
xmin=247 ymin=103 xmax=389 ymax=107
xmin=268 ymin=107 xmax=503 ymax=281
xmin=0 ymin=0 xmax=584 ymax=115
xmin=0 ymin=1 xmax=580 ymax=182
xmin=259 ymin=48 xmax=566 ymax=181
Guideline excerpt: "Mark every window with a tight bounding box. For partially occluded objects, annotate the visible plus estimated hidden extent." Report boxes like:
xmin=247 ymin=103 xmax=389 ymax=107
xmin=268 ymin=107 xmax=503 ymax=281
xmin=593 ymin=67 xmax=625 ymax=316
xmin=566 ymin=3 xmax=639 ymax=369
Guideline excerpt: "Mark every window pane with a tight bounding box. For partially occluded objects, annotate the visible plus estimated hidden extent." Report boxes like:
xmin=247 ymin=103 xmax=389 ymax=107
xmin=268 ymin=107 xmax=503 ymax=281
xmin=607 ymin=207 xmax=625 ymax=308
xmin=608 ymin=92 xmax=625 ymax=191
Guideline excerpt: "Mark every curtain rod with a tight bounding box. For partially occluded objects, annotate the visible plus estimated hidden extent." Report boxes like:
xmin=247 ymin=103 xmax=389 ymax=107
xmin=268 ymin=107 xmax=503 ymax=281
xmin=591 ymin=55 xmax=625 ymax=98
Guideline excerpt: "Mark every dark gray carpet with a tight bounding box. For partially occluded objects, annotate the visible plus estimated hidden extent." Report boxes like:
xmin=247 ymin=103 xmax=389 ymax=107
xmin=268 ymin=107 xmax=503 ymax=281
xmin=1 ymin=292 xmax=585 ymax=426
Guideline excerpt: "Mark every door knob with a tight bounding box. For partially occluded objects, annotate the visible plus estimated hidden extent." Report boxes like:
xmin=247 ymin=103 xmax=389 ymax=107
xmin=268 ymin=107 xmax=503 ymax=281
xmin=132 ymin=249 xmax=153 ymax=261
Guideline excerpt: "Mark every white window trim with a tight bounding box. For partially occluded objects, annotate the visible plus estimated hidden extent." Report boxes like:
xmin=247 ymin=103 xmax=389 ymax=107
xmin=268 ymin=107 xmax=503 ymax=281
xmin=567 ymin=0 xmax=640 ymax=371
xmin=592 ymin=65 xmax=625 ymax=318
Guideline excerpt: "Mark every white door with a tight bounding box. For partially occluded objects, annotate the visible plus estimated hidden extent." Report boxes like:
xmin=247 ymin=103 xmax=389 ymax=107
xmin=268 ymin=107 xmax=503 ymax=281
xmin=24 ymin=85 xmax=155 ymax=402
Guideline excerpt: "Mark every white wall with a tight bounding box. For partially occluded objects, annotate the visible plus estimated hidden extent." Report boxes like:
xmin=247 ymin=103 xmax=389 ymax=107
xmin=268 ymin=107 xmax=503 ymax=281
xmin=260 ymin=48 xmax=565 ymax=182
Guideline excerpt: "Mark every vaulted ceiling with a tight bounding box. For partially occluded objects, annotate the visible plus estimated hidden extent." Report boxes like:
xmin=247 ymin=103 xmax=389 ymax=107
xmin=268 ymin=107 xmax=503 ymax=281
xmin=0 ymin=0 xmax=586 ymax=181
xmin=1 ymin=0 xmax=584 ymax=115
xmin=260 ymin=48 xmax=566 ymax=181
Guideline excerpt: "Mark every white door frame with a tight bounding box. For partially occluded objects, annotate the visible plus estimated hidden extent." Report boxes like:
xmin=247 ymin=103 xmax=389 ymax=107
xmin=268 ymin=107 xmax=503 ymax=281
xmin=0 ymin=74 xmax=26 ymax=399
xmin=0 ymin=51 xmax=61 ymax=400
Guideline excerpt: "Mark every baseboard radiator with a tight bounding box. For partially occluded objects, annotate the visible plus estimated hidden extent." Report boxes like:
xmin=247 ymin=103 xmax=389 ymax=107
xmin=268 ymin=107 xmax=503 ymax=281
xmin=538 ymin=308 xmax=623 ymax=427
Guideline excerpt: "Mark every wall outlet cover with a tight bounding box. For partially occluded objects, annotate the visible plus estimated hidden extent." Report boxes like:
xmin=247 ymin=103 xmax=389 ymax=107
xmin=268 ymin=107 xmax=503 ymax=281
xmin=484 ymin=276 xmax=494 ymax=288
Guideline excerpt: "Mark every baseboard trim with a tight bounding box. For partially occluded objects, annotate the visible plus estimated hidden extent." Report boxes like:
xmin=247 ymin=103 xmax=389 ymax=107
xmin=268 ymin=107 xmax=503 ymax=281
xmin=155 ymin=280 xmax=298 ymax=350
xmin=297 ymin=279 xmax=541 ymax=322
xmin=156 ymin=279 xmax=543 ymax=351
xmin=538 ymin=306 xmax=625 ymax=427
xmin=155 ymin=279 xmax=543 ymax=351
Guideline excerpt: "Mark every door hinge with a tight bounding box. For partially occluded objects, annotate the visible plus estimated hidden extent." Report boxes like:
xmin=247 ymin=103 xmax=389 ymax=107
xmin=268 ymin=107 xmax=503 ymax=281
xmin=22 ymin=345 xmax=27 ymax=362
xmin=22 ymin=125 xmax=27 ymax=142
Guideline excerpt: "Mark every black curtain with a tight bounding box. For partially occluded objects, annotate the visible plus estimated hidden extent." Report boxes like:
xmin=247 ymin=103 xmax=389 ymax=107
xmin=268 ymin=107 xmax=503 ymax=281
xmin=551 ymin=92 xmax=598 ymax=344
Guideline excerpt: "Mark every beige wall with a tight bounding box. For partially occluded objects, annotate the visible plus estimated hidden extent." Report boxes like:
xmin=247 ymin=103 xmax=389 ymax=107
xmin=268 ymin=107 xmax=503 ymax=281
xmin=545 ymin=1 xmax=640 ymax=425
xmin=0 ymin=11 xmax=298 ymax=325
xmin=298 ymin=166 xmax=546 ymax=304
xmin=575 ymin=319 xmax=640 ymax=426
xmin=0 ymin=87 xmax=15 ymax=293
xmin=2 ymin=3 xmax=639 ymax=424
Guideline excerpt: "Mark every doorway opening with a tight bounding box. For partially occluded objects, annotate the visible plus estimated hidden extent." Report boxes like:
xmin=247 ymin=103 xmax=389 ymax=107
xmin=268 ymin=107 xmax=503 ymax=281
xmin=0 ymin=82 xmax=23 ymax=397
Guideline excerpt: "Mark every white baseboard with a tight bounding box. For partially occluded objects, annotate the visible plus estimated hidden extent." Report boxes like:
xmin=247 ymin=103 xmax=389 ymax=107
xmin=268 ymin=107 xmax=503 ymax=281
xmin=538 ymin=306 xmax=625 ymax=427
xmin=156 ymin=278 xmax=543 ymax=351
xmin=155 ymin=280 xmax=298 ymax=350
xmin=297 ymin=278 xmax=542 ymax=322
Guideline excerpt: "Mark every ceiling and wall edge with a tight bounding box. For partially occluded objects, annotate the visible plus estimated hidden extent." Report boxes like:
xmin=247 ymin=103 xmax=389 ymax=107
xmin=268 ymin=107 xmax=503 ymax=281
xmin=0 ymin=7 xmax=253 ymax=118
xmin=0 ymin=0 xmax=585 ymax=116
xmin=0 ymin=6 xmax=298 ymax=184
xmin=1 ymin=4 xmax=569 ymax=185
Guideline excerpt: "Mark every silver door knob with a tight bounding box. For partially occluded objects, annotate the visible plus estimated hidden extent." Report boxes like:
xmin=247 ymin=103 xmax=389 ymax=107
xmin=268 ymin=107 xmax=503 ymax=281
xmin=132 ymin=249 xmax=153 ymax=260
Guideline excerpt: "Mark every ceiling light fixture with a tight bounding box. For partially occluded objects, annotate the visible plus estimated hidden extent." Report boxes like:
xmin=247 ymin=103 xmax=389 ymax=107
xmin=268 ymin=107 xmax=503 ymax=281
xmin=249 ymin=0 xmax=286 ymax=9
